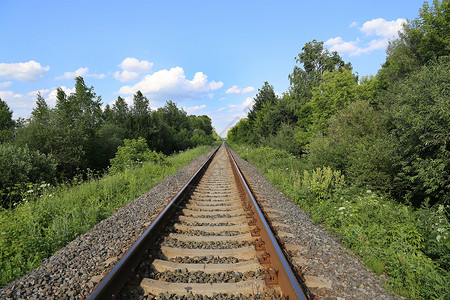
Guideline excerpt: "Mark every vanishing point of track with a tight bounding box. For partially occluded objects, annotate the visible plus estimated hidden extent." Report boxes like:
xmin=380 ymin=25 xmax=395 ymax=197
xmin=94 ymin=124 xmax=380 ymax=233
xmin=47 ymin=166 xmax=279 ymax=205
xmin=88 ymin=143 xmax=308 ymax=299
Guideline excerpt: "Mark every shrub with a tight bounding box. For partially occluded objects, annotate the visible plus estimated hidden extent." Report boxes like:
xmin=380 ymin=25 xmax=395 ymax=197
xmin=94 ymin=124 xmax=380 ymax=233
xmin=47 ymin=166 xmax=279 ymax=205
xmin=301 ymin=167 xmax=345 ymax=202
xmin=386 ymin=57 xmax=450 ymax=206
xmin=0 ymin=144 xmax=56 ymax=207
xmin=308 ymin=101 xmax=398 ymax=193
xmin=109 ymin=137 xmax=167 ymax=174
xmin=265 ymin=123 xmax=302 ymax=155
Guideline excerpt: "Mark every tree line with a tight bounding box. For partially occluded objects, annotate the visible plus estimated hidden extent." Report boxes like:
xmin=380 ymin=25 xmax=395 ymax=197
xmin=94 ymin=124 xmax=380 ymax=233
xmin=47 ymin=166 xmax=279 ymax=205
xmin=228 ymin=0 xmax=450 ymax=208
xmin=0 ymin=78 xmax=217 ymax=207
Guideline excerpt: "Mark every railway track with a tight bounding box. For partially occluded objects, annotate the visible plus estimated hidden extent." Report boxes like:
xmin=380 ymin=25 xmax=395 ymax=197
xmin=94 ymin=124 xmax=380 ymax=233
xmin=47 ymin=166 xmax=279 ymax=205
xmin=88 ymin=143 xmax=308 ymax=299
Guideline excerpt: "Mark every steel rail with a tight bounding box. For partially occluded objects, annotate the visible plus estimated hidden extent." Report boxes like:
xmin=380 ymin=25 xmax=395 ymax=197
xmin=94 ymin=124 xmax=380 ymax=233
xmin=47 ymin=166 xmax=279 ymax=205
xmin=226 ymin=144 xmax=308 ymax=300
xmin=88 ymin=144 xmax=220 ymax=300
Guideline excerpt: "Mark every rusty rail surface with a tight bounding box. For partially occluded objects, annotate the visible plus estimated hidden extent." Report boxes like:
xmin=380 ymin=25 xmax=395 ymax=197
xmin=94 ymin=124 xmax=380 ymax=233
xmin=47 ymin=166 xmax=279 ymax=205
xmin=88 ymin=142 xmax=308 ymax=299
xmin=226 ymin=144 xmax=307 ymax=300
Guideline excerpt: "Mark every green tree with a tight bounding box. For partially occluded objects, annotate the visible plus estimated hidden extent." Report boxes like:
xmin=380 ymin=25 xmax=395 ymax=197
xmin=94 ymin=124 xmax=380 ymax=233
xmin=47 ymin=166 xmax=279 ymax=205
xmin=309 ymin=68 xmax=358 ymax=134
xmin=377 ymin=0 xmax=450 ymax=90
xmin=227 ymin=118 xmax=252 ymax=144
xmin=15 ymin=93 xmax=56 ymax=156
xmin=157 ymin=101 xmax=191 ymax=152
xmin=289 ymin=39 xmax=352 ymax=101
xmin=0 ymin=143 xmax=57 ymax=207
xmin=387 ymin=57 xmax=450 ymax=206
xmin=112 ymin=96 xmax=130 ymax=126
xmin=308 ymin=101 xmax=398 ymax=192
xmin=293 ymin=68 xmax=361 ymax=151
xmin=0 ymin=98 xmax=14 ymax=143
xmin=51 ymin=77 xmax=103 ymax=177
xmin=248 ymin=82 xmax=278 ymax=124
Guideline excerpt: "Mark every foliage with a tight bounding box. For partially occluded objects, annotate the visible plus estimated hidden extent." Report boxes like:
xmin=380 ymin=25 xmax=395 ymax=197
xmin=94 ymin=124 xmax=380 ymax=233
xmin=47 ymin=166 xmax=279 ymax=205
xmin=248 ymin=81 xmax=278 ymax=126
xmin=231 ymin=143 xmax=449 ymax=299
xmin=227 ymin=118 xmax=253 ymax=144
xmin=0 ymin=143 xmax=57 ymax=207
xmin=0 ymin=144 xmax=214 ymax=287
xmin=10 ymin=78 xmax=215 ymax=185
xmin=0 ymin=98 xmax=14 ymax=143
xmin=288 ymin=39 xmax=352 ymax=100
xmin=264 ymin=123 xmax=301 ymax=156
xmin=377 ymin=0 xmax=450 ymax=89
xmin=109 ymin=137 xmax=167 ymax=174
xmin=308 ymin=101 xmax=399 ymax=193
xmin=301 ymin=167 xmax=345 ymax=202
xmin=386 ymin=57 xmax=450 ymax=206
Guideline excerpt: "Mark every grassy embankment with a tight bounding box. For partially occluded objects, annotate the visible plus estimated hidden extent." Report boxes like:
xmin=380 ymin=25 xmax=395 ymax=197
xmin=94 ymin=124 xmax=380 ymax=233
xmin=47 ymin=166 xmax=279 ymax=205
xmin=0 ymin=144 xmax=216 ymax=287
xmin=230 ymin=143 xmax=449 ymax=300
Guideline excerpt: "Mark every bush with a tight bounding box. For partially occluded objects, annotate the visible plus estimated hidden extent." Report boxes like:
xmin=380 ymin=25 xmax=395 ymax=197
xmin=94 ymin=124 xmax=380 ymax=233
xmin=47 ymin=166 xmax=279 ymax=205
xmin=386 ymin=57 xmax=450 ymax=206
xmin=301 ymin=167 xmax=345 ymax=202
xmin=308 ymin=101 xmax=398 ymax=193
xmin=109 ymin=138 xmax=167 ymax=174
xmin=265 ymin=123 xmax=302 ymax=156
xmin=0 ymin=144 xmax=56 ymax=207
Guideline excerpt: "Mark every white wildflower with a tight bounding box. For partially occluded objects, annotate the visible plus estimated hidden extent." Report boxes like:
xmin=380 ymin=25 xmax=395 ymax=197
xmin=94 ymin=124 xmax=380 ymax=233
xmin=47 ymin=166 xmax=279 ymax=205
xmin=338 ymin=207 xmax=346 ymax=210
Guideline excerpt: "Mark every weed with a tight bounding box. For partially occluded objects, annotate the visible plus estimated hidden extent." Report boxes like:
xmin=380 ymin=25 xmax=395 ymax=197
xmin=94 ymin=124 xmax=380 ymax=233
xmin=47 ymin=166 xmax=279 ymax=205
xmin=0 ymin=144 xmax=215 ymax=287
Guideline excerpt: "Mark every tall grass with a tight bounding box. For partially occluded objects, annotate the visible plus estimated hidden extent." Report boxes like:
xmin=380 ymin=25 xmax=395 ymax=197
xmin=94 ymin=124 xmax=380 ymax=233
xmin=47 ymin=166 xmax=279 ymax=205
xmin=0 ymin=144 xmax=215 ymax=287
xmin=231 ymin=143 xmax=449 ymax=299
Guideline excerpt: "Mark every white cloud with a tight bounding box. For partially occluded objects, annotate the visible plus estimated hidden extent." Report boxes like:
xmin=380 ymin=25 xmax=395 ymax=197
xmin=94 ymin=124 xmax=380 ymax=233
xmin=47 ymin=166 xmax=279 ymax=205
xmin=208 ymin=95 xmax=256 ymax=137
xmin=225 ymin=85 xmax=255 ymax=94
xmin=120 ymin=57 xmax=153 ymax=73
xmin=55 ymin=67 xmax=105 ymax=80
xmin=184 ymin=104 xmax=206 ymax=114
xmin=242 ymin=97 xmax=255 ymax=108
xmin=0 ymin=60 xmax=50 ymax=82
xmin=117 ymin=66 xmax=223 ymax=101
xmin=0 ymin=81 xmax=12 ymax=88
xmin=325 ymin=37 xmax=359 ymax=53
xmin=361 ymin=18 xmax=406 ymax=38
xmin=0 ymin=90 xmax=33 ymax=113
xmin=114 ymin=70 xmax=140 ymax=82
xmin=325 ymin=18 xmax=406 ymax=56
xmin=227 ymin=97 xmax=255 ymax=112
xmin=114 ymin=57 xmax=154 ymax=82
xmin=0 ymin=91 xmax=23 ymax=101
xmin=26 ymin=89 xmax=51 ymax=97
xmin=0 ymin=86 xmax=78 ymax=119
xmin=349 ymin=21 xmax=359 ymax=28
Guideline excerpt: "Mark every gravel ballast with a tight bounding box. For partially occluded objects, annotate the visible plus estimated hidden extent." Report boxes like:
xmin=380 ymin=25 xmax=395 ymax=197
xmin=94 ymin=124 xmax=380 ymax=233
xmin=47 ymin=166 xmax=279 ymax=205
xmin=0 ymin=147 xmax=217 ymax=300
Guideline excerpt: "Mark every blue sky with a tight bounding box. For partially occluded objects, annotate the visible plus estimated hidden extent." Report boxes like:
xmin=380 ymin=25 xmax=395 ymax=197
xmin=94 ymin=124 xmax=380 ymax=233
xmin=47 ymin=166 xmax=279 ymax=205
xmin=0 ymin=0 xmax=425 ymax=136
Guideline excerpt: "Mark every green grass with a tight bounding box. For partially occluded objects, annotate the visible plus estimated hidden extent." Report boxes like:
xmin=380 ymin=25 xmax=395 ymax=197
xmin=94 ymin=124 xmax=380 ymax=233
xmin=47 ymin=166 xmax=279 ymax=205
xmin=230 ymin=143 xmax=449 ymax=300
xmin=0 ymin=144 xmax=216 ymax=287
